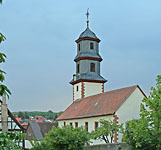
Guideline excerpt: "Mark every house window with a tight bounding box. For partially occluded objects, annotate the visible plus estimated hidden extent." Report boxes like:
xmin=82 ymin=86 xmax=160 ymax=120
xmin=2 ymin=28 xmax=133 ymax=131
xmin=78 ymin=44 xmax=80 ymax=52
xmin=90 ymin=42 xmax=94 ymax=50
xmin=90 ymin=63 xmax=95 ymax=72
xmin=64 ymin=122 xmax=66 ymax=126
xmin=70 ymin=122 xmax=72 ymax=126
xmin=77 ymin=64 xmax=80 ymax=73
xmin=85 ymin=122 xmax=88 ymax=132
xmin=95 ymin=122 xmax=98 ymax=130
xmin=75 ymin=122 xmax=78 ymax=127
xmin=76 ymin=86 xmax=79 ymax=91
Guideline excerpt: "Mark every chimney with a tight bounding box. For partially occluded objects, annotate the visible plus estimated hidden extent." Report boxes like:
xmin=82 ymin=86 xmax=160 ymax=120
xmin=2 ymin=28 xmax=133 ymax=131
xmin=1 ymin=94 xmax=8 ymax=132
xmin=73 ymin=74 xmax=76 ymax=81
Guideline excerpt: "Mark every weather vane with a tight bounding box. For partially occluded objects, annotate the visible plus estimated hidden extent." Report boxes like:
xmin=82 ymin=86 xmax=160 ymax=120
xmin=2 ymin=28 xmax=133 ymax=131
xmin=86 ymin=8 xmax=89 ymax=27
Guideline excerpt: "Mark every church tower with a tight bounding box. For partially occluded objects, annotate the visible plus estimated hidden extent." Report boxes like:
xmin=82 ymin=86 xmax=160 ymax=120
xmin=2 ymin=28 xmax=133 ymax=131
xmin=70 ymin=10 xmax=107 ymax=101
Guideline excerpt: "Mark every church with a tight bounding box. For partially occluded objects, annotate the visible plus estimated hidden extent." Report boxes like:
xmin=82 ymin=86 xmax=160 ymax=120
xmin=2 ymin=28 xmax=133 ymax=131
xmin=56 ymin=11 xmax=146 ymax=144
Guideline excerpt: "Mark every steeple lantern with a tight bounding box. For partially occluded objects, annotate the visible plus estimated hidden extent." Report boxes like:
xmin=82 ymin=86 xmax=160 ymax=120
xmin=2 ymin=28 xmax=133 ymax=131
xmin=70 ymin=10 xmax=107 ymax=101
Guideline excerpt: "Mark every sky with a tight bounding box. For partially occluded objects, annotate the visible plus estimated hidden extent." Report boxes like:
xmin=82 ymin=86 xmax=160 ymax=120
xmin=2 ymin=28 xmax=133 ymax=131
xmin=0 ymin=0 xmax=161 ymax=112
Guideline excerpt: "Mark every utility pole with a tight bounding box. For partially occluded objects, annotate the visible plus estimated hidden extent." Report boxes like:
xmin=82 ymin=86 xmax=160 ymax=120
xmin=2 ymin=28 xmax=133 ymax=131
xmin=1 ymin=94 xmax=8 ymax=132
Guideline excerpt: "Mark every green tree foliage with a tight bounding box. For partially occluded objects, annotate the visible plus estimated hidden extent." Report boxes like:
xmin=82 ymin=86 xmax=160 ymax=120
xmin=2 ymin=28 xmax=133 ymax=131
xmin=123 ymin=75 xmax=161 ymax=150
xmin=31 ymin=126 xmax=90 ymax=150
xmin=91 ymin=119 xmax=123 ymax=143
xmin=0 ymin=7 xmax=11 ymax=98
xmin=17 ymin=111 xmax=24 ymax=118
xmin=24 ymin=112 xmax=29 ymax=119
xmin=0 ymin=131 xmax=25 ymax=150
xmin=13 ymin=110 xmax=62 ymax=120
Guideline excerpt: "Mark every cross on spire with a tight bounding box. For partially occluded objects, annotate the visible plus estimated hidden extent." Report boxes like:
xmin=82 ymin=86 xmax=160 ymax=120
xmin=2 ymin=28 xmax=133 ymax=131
xmin=86 ymin=8 xmax=89 ymax=27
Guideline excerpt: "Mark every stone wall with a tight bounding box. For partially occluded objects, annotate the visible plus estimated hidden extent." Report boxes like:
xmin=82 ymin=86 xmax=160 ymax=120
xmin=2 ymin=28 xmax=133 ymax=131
xmin=85 ymin=143 xmax=130 ymax=150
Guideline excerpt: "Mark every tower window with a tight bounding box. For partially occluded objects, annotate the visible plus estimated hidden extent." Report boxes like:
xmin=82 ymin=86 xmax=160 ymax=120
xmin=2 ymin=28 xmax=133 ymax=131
xmin=90 ymin=63 xmax=95 ymax=72
xmin=78 ymin=44 xmax=80 ymax=52
xmin=77 ymin=64 xmax=80 ymax=73
xmin=90 ymin=42 xmax=94 ymax=50
xmin=76 ymin=86 xmax=79 ymax=91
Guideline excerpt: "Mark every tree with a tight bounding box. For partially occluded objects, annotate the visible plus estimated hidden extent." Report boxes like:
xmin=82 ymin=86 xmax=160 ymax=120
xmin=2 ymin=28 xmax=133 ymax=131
xmin=123 ymin=75 xmax=161 ymax=150
xmin=0 ymin=33 xmax=11 ymax=98
xmin=24 ymin=112 xmax=29 ymax=119
xmin=53 ymin=113 xmax=58 ymax=120
xmin=31 ymin=126 xmax=90 ymax=150
xmin=0 ymin=2 xmax=11 ymax=98
xmin=91 ymin=119 xmax=123 ymax=143
xmin=17 ymin=111 xmax=24 ymax=119
xmin=0 ymin=131 xmax=25 ymax=150
xmin=0 ymin=2 xmax=24 ymax=150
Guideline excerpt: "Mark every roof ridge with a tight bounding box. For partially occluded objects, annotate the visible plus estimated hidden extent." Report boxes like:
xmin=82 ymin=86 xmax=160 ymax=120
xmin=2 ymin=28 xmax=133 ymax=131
xmin=78 ymin=85 xmax=138 ymax=101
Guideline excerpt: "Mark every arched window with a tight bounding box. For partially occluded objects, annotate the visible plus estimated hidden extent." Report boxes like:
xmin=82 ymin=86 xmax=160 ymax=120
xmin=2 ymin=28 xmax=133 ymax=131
xmin=77 ymin=64 xmax=80 ymax=73
xmin=90 ymin=63 xmax=95 ymax=72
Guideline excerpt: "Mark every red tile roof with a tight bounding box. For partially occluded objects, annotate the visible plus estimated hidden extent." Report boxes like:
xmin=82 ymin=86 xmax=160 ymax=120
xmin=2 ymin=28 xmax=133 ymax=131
xmin=16 ymin=118 xmax=22 ymax=122
xmin=21 ymin=122 xmax=28 ymax=126
xmin=57 ymin=85 xmax=145 ymax=120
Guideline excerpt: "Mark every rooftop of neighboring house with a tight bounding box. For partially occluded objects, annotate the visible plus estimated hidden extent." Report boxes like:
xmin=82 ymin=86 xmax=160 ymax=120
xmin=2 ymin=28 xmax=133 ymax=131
xmin=0 ymin=100 xmax=26 ymax=132
xmin=26 ymin=122 xmax=58 ymax=140
xmin=16 ymin=118 xmax=22 ymax=122
xmin=21 ymin=122 xmax=29 ymax=129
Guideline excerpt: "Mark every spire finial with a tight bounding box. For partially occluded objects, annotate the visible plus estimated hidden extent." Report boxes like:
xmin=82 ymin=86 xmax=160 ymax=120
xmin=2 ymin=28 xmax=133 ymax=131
xmin=86 ymin=8 xmax=89 ymax=27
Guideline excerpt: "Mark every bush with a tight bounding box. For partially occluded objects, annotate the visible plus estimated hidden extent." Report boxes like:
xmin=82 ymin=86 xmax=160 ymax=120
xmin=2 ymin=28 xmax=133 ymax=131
xmin=0 ymin=131 xmax=25 ymax=150
xmin=32 ymin=126 xmax=90 ymax=150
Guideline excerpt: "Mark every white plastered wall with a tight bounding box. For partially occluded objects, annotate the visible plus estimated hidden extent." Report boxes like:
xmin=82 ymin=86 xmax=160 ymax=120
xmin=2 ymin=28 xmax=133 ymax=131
xmin=116 ymin=87 xmax=145 ymax=142
xmin=25 ymin=140 xmax=32 ymax=149
xmin=84 ymin=82 xmax=103 ymax=97
xmin=58 ymin=115 xmax=113 ymax=145
xmin=73 ymin=82 xmax=82 ymax=101
xmin=25 ymin=140 xmax=41 ymax=149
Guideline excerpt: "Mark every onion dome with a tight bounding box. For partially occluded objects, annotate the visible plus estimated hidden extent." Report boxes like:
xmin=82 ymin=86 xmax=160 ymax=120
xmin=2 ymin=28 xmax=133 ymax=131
xmin=79 ymin=27 xmax=98 ymax=39
xmin=75 ymin=9 xmax=100 ymax=43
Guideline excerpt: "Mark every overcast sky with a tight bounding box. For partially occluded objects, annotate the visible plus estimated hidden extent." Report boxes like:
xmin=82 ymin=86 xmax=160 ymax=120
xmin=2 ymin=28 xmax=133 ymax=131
xmin=0 ymin=0 xmax=161 ymax=112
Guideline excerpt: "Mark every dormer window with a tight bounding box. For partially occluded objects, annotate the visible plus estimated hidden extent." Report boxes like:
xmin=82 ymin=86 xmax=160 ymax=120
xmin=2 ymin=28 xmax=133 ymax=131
xmin=78 ymin=43 xmax=80 ymax=52
xmin=90 ymin=63 xmax=95 ymax=72
xmin=90 ymin=42 xmax=94 ymax=50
